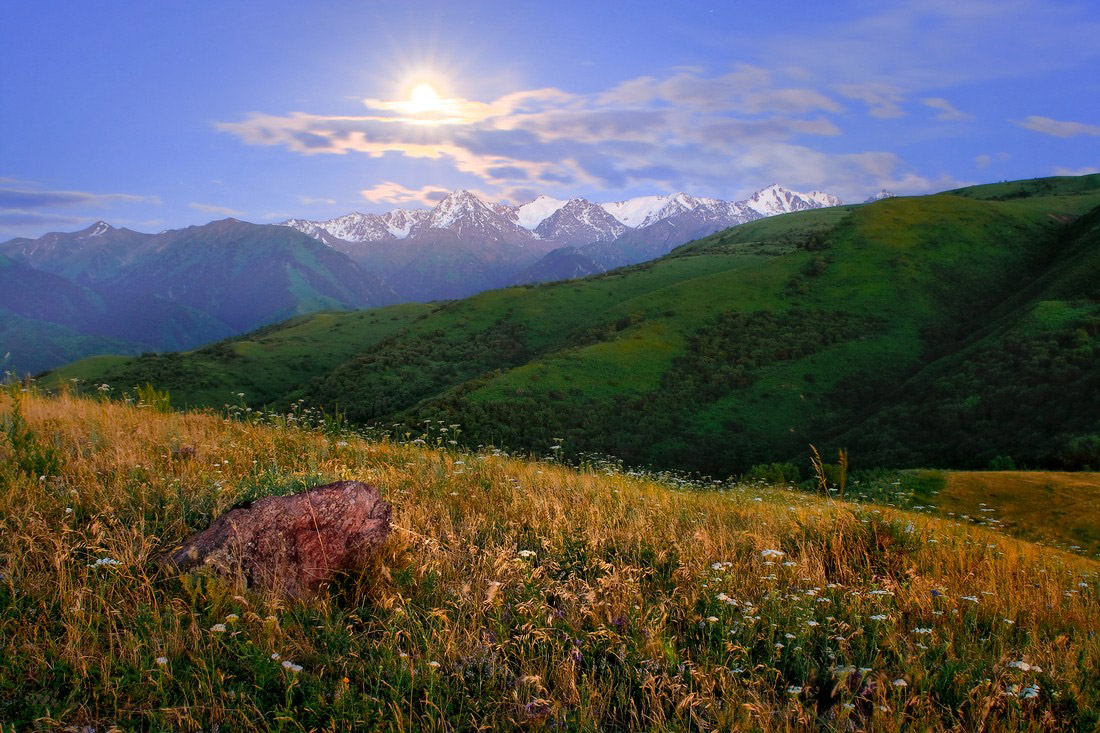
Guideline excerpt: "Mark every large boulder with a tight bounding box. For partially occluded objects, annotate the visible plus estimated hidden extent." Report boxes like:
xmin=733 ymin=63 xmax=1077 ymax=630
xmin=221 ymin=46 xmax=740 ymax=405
xmin=170 ymin=481 xmax=391 ymax=596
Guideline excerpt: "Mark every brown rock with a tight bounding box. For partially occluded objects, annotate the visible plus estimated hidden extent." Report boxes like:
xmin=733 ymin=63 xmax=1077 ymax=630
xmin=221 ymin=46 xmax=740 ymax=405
xmin=170 ymin=480 xmax=391 ymax=596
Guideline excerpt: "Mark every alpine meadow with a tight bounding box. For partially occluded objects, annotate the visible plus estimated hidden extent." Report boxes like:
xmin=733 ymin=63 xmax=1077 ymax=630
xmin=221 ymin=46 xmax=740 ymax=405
xmin=3 ymin=2 xmax=1100 ymax=731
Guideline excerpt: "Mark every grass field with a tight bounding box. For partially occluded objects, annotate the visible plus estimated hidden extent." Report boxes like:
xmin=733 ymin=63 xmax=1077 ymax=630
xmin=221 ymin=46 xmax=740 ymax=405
xmin=937 ymin=472 xmax=1100 ymax=557
xmin=2 ymin=389 xmax=1098 ymax=730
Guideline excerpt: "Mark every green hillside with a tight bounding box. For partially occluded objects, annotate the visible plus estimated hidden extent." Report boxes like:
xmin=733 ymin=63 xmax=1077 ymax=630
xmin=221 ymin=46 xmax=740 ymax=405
xmin=1 ymin=310 xmax=145 ymax=375
xmin=49 ymin=175 xmax=1100 ymax=474
xmin=46 ymin=304 xmax=431 ymax=408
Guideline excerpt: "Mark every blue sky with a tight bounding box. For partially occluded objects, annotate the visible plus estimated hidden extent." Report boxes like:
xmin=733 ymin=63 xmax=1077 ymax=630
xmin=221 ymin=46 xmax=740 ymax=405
xmin=2 ymin=0 xmax=1098 ymax=239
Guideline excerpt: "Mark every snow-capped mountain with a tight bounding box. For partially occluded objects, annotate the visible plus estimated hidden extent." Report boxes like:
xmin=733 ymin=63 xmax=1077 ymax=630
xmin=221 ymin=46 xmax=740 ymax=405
xmin=280 ymin=184 xmax=843 ymax=299
xmin=284 ymin=184 xmax=842 ymax=251
xmin=535 ymin=198 xmax=626 ymax=246
xmin=744 ymin=184 xmax=843 ymax=216
xmin=599 ymin=192 xmax=746 ymax=229
xmin=512 ymin=195 xmax=566 ymax=230
xmin=864 ymin=190 xmax=895 ymax=203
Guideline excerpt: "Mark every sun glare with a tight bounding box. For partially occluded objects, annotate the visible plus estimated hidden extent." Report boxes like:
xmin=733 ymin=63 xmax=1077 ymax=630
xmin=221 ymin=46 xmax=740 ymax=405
xmin=408 ymin=83 xmax=442 ymax=112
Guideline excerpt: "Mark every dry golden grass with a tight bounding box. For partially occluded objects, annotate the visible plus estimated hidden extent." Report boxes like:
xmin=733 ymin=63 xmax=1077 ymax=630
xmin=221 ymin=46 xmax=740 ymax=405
xmin=939 ymin=471 xmax=1100 ymax=557
xmin=1 ymin=390 xmax=1098 ymax=730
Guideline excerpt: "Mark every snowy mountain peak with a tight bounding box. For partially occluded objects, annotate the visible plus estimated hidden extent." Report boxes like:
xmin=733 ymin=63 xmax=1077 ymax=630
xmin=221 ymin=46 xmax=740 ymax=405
xmin=514 ymin=195 xmax=567 ymax=230
xmin=81 ymin=221 xmax=114 ymax=238
xmin=286 ymin=184 xmax=842 ymax=254
xmin=381 ymin=209 xmax=429 ymax=238
xmin=864 ymin=190 xmax=895 ymax=203
xmin=745 ymin=185 xmax=841 ymax=216
xmin=429 ymin=189 xmax=494 ymax=229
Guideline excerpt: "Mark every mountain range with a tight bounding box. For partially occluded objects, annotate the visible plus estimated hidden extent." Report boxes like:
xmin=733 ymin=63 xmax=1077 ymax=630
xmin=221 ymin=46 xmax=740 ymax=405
xmin=0 ymin=219 xmax=398 ymax=373
xmin=282 ymin=185 xmax=844 ymax=293
xmin=1 ymin=184 xmax=847 ymax=373
xmin=49 ymin=174 xmax=1100 ymax=474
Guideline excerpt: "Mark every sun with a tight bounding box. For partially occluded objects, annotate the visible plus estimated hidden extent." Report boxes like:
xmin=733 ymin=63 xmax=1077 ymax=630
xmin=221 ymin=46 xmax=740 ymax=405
xmin=408 ymin=82 xmax=442 ymax=113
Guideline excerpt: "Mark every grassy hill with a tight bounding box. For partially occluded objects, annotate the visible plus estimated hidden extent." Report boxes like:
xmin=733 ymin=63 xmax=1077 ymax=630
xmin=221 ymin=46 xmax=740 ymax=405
xmin=1 ymin=390 xmax=1098 ymax=730
xmin=49 ymin=175 xmax=1100 ymax=475
xmin=48 ymin=303 xmax=433 ymax=409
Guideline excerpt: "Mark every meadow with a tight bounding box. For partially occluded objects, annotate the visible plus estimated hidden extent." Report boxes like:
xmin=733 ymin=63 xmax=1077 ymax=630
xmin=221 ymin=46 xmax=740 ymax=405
xmin=2 ymin=387 xmax=1098 ymax=730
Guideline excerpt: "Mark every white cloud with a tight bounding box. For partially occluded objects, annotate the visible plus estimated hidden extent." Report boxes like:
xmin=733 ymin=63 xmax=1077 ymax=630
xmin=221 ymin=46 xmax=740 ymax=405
xmin=835 ymin=83 xmax=907 ymax=119
xmin=974 ymin=152 xmax=1009 ymax=169
xmin=297 ymin=195 xmax=337 ymax=206
xmin=922 ymin=97 xmax=974 ymax=121
xmin=216 ymin=67 xmax=864 ymax=196
xmin=1016 ymin=116 xmax=1100 ymax=138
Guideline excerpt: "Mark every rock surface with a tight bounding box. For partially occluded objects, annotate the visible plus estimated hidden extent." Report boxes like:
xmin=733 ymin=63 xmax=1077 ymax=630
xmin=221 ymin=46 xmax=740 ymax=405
xmin=170 ymin=481 xmax=391 ymax=596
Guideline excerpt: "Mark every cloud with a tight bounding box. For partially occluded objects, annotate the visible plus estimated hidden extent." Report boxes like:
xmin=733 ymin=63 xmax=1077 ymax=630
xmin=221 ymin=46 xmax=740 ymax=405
xmin=188 ymin=202 xmax=245 ymax=216
xmin=755 ymin=0 xmax=1100 ymax=90
xmin=1052 ymin=165 xmax=1100 ymax=176
xmin=360 ymin=182 xmax=452 ymax=205
xmin=0 ymin=187 xmax=158 ymax=209
xmin=297 ymin=195 xmax=338 ymax=206
xmin=835 ymin=83 xmax=907 ymax=119
xmin=922 ymin=97 xmax=974 ymax=121
xmin=217 ymin=67 xmax=864 ymax=195
xmin=974 ymin=152 xmax=1009 ymax=169
xmin=0 ymin=183 xmax=161 ymax=238
xmin=1016 ymin=116 xmax=1100 ymax=138
xmin=0 ymin=210 xmax=84 ymax=227
xmin=218 ymin=64 xmax=987 ymax=203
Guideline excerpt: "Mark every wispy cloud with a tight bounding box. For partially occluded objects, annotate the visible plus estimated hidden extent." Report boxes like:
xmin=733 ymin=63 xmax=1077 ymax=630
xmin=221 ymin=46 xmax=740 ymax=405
xmin=1052 ymin=165 xmax=1099 ymax=176
xmin=755 ymin=0 xmax=1100 ymax=90
xmin=188 ymin=202 xmax=245 ymax=216
xmin=922 ymin=97 xmax=973 ymax=121
xmin=0 ymin=184 xmax=161 ymax=238
xmin=835 ymin=83 xmax=906 ymax=119
xmin=298 ymin=195 xmax=338 ymax=206
xmin=1016 ymin=116 xmax=1100 ymax=138
xmin=0 ymin=210 xmax=84 ymax=228
xmin=974 ymin=152 xmax=1009 ymax=169
xmin=217 ymin=66 xmax=939 ymax=200
xmin=360 ymin=182 xmax=451 ymax=205
xmin=0 ymin=187 xmax=159 ymax=209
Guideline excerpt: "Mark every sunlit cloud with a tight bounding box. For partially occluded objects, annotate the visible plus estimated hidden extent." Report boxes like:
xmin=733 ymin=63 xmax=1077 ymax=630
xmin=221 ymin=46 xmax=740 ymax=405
xmin=360 ymin=182 xmax=452 ymax=205
xmin=216 ymin=67 xmax=902 ymax=198
xmin=922 ymin=97 xmax=974 ymax=121
xmin=1016 ymin=116 xmax=1100 ymax=138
